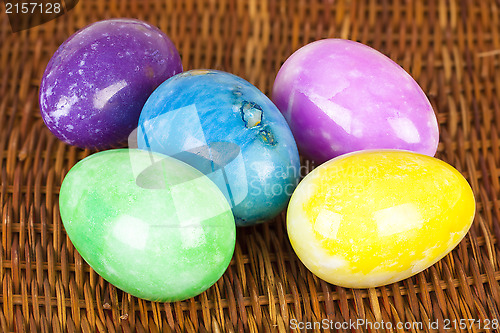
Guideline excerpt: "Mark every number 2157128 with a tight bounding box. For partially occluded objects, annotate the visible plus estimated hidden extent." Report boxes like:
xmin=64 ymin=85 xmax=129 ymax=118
xmin=443 ymin=318 xmax=499 ymax=330
xmin=5 ymin=2 xmax=62 ymax=14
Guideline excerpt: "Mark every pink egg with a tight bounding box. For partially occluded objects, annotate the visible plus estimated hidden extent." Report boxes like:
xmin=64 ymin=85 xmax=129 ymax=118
xmin=272 ymin=39 xmax=439 ymax=163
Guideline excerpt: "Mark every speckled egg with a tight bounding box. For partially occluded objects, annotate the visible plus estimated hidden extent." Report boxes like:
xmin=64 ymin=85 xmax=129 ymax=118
xmin=40 ymin=19 xmax=182 ymax=149
xmin=287 ymin=150 xmax=475 ymax=288
xmin=137 ymin=70 xmax=300 ymax=226
xmin=59 ymin=149 xmax=236 ymax=302
xmin=272 ymin=39 xmax=439 ymax=163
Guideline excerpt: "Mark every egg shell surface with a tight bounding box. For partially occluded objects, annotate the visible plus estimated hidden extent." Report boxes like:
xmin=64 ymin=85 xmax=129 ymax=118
xmin=137 ymin=70 xmax=300 ymax=226
xmin=287 ymin=150 xmax=475 ymax=288
xmin=40 ymin=18 xmax=182 ymax=149
xmin=59 ymin=149 xmax=236 ymax=302
xmin=272 ymin=39 xmax=439 ymax=163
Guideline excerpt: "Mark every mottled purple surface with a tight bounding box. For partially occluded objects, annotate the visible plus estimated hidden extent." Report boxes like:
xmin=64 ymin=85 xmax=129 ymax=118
xmin=39 ymin=18 xmax=183 ymax=149
xmin=272 ymin=39 xmax=439 ymax=163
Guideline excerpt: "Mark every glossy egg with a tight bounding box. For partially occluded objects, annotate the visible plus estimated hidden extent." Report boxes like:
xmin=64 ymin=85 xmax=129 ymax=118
xmin=40 ymin=19 xmax=182 ymax=149
xmin=137 ymin=70 xmax=300 ymax=226
xmin=287 ymin=150 xmax=475 ymax=288
xmin=272 ymin=39 xmax=439 ymax=163
xmin=59 ymin=149 xmax=236 ymax=302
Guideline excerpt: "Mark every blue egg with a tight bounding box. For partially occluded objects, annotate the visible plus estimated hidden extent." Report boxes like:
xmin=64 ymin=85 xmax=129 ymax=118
xmin=137 ymin=70 xmax=300 ymax=226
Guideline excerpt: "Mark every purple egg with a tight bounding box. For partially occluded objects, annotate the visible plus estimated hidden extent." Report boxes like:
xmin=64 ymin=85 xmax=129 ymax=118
xmin=272 ymin=39 xmax=439 ymax=163
xmin=39 ymin=19 xmax=183 ymax=149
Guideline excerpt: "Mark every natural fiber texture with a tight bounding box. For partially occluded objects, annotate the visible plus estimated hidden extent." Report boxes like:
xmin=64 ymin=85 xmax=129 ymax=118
xmin=1 ymin=0 xmax=499 ymax=332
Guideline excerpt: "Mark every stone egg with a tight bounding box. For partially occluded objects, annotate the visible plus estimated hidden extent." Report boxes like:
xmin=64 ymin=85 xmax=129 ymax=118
xmin=137 ymin=70 xmax=300 ymax=226
xmin=272 ymin=39 xmax=439 ymax=163
xmin=40 ymin=18 xmax=182 ymax=149
xmin=59 ymin=149 xmax=235 ymax=302
xmin=287 ymin=150 xmax=475 ymax=288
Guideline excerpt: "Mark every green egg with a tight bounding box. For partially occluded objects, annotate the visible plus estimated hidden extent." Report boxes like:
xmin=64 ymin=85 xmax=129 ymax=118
xmin=59 ymin=149 xmax=236 ymax=302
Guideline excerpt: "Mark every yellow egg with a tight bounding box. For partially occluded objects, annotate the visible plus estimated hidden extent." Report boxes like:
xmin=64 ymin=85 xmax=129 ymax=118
xmin=287 ymin=150 xmax=475 ymax=288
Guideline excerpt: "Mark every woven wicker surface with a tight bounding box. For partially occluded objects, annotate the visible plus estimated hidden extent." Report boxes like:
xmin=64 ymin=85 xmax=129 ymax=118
xmin=1 ymin=0 xmax=500 ymax=332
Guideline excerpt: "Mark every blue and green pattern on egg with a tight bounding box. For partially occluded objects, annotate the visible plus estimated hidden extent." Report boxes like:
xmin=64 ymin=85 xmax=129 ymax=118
xmin=136 ymin=70 xmax=300 ymax=226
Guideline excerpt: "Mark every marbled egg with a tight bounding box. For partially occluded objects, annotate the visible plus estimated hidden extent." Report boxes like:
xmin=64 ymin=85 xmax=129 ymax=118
xmin=272 ymin=39 xmax=439 ymax=163
xmin=137 ymin=70 xmax=300 ymax=226
xmin=287 ymin=150 xmax=475 ymax=288
xmin=59 ymin=149 xmax=236 ymax=302
xmin=40 ymin=19 xmax=182 ymax=149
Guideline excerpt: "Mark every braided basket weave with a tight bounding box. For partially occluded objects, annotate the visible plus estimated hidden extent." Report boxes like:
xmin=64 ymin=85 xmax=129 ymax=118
xmin=1 ymin=0 xmax=500 ymax=332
